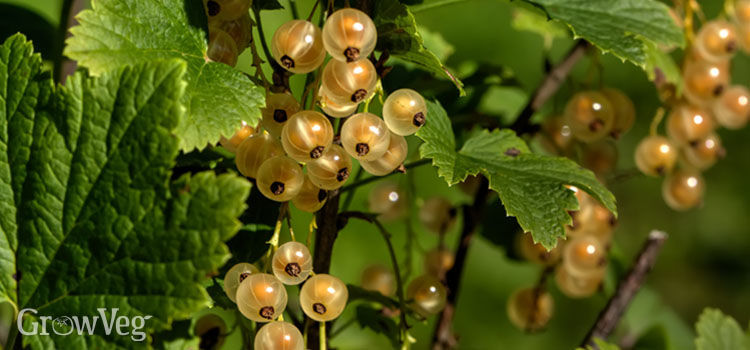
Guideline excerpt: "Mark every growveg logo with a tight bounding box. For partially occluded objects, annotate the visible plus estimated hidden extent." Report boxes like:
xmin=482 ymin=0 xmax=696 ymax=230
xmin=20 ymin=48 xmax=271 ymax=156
xmin=18 ymin=308 xmax=152 ymax=341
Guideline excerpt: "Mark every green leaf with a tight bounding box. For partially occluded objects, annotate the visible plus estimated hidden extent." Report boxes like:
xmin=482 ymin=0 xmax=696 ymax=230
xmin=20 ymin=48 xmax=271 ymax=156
xmin=64 ymin=0 xmax=265 ymax=151
xmin=416 ymin=101 xmax=616 ymax=249
xmin=0 ymin=4 xmax=59 ymax=60
xmin=643 ymin=40 xmax=683 ymax=93
xmin=695 ymin=308 xmax=750 ymax=350
xmin=511 ymin=6 xmax=569 ymax=43
xmin=521 ymin=0 xmax=685 ymax=66
xmin=367 ymin=0 xmax=465 ymax=95
xmin=355 ymin=304 xmax=400 ymax=348
xmin=1 ymin=35 xmax=251 ymax=348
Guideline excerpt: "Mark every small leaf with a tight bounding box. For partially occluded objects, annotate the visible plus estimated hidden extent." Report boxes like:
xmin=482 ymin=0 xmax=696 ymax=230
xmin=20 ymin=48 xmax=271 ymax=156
xmin=416 ymin=101 xmax=615 ymax=249
xmin=521 ymin=0 xmax=685 ymax=67
xmin=511 ymin=6 xmax=569 ymax=42
xmin=64 ymin=0 xmax=265 ymax=151
xmin=355 ymin=305 xmax=400 ymax=348
xmin=643 ymin=39 xmax=683 ymax=93
xmin=695 ymin=308 xmax=750 ymax=350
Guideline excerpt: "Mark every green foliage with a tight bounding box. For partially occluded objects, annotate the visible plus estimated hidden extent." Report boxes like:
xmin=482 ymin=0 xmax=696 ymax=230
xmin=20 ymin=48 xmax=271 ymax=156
xmin=416 ymin=101 xmax=616 ymax=248
xmin=695 ymin=308 xmax=750 ymax=350
xmin=643 ymin=40 xmax=683 ymax=92
xmin=522 ymin=0 xmax=684 ymax=66
xmin=0 ymin=34 xmax=250 ymax=348
xmin=355 ymin=304 xmax=400 ymax=348
xmin=511 ymin=6 xmax=569 ymax=44
xmin=64 ymin=0 xmax=265 ymax=151
xmin=0 ymin=3 xmax=58 ymax=60
xmin=577 ymin=338 xmax=621 ymax=350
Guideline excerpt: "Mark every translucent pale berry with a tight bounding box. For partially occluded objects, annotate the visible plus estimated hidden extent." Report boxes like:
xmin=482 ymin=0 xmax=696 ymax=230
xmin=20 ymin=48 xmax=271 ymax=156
xmin=262 ymin=93 xmax=302 ymax=138
xmin=300 ymin=274 xmax=348 ymax=322
xmin=319 ymin=88 xmax=358 ymax=118
xmin=683 ymin=60 xmax=730 ymax=106
xmin=281 ymin=111 xmax=334 ymax=162
xmin=382 ymin=89 xmax=427 ymax=136
xmin=423 ymin=248 xmax=455 ymax=278
xmin=566 ymin=201 xmax=617 ymax=245
xmin=739 ymin=22 xmax=750 ymax=53
xmin=219 ymin=121 xmax=254 ymax=153
xmin=194 ymin=314 xmax=227 ymax=348
xmin=235 ymin=133 xmax=284 ymax=179
xmin=208 ymin=27 xmax=239 ymax=67
xmin=538 ymin=115 xmax=574 ymax=155
xmin=236 ymin=273 xmax=288 ymax=322
xmin=223 ymin=262 xmax=259 ymax=303
xmin=272 ymin=20 xmax=326 ymax=74
xmin=361 ymin=264 xmax=396 ymax=297
xmin=406 ymin=275 xmax=447 ymax=317
xmin=419 ymin=197 xmax=456 ymax=234
xmin=580 ymin=139 xmax=618 ymax=176
xmin=662 ymin=170 xmax=705 ymax=211
xmin=359 ymin=133 xmax=408 ymax=176
xmin=203 ymin=0 xmax=251 ymax=22
xmin=666 ymin=104 xmax=716 ymax=144
xmin=634 ymin=136 xmax=678 ymax=177
xmin=516 ymin=233 xmax=560 ymax=266
xmin=694 ymin=20 xmax=738 ymax=62
xmin=601 ymin=87 xmax=636 ymax=138
xmin=554 ymin=266 xmax=602 ymax=299
xmin=272 ymin=242 xmax=313 ymax=285
xmin=368 ymin=182 xmax=407 ymax=221
xmin=506 ymin=287 xmax=553 ymax=331
xmin=322 ymin=8 xmax=377 ymax=62
xmin=737 ymin=0 xmax=750 ymax=24
xmin=321 ymin=59 xmax=377 ymax=105
xmin=340 ymin=113 xmax=391 ymax=161
xmin=683 ymin=133 xmax=723 ymax=170
xmin=713 ymin=85 xmax=750 ymax=129
xmin=291 ymin=175 xmax=328 ymax=213
xmin=256 ymin=156 xmax=305 ymax=202
xmin=218 ymin=13 xmax=252 ymax=51
xmin=254 ymin=322 xmax=304 ymax=350
xmin=562 ymin=235 xmax=607 ymax=278
xmin=306 ymin=144 xmax=352 ymax=190
xmin=564 ymin=91 xmax=615 ymax=143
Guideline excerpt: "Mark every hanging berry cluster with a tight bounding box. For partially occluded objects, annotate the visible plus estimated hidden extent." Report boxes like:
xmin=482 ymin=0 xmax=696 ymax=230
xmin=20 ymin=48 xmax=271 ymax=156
xmin=203 ymin=0 xmax=254 ymax=67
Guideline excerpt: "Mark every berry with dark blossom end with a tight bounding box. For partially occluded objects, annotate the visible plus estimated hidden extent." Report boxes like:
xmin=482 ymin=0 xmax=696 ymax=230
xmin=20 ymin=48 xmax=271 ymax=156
xmin=291 ymin=175 xmax=328 ymax=213
xmin=281 ymin=111 xmax=334 ymax=163
xmin=383 ymin=88 xmax=428 ymax=136
xmin=300 ymin=274 xmax=348 ymax=322
xmin=261 ymin=93 xmax=301 ymax=138
xmin=321 ymin=59 xmax=377 ymax=106
xmin=223 ymin=263 xmax=259 ymax=303
xmin=322 ymin=8 xmax=377 ymax=62
xmin=563 ymin=91 xmax=615 ymax=143
xmin=340 ymin=113 xmax=391 ymax=161
xmin=256 ymin=156 xmax=304 ymax=202
xmin=272 ymin=242 xmax=312 ymax=285
xmin=306 ymin=144 xmax=352 ymax=190
xmin=236 ymin=273 xmax=287 ymax=323
xmin=271 ymin=20 xmax=326 ymax=74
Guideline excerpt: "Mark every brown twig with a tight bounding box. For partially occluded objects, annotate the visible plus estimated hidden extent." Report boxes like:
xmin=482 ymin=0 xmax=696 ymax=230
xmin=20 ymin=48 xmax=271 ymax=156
xmin=57 ymin=0 xmax=86 ymax=83
xmin=580 ymin=230 xmax=668 ymax=348
xmin=431 ymin=176 xmax=491 ymax=350
xmin=510 ymin=40 xmax=590 ymax=134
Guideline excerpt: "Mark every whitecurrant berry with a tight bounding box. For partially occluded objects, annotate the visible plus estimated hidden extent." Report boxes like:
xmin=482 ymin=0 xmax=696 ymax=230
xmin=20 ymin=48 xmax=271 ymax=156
xmin=683 ymin=60 xmax=730 ymax=106
xmin=194 ymin=314 xmax=227 ymax=348
xmin=662 ymin=170 xmax=705 ymax=211
xmin=601 ymin=87 xmax=636 ymax=138
xmin=554 ymin=266 xmax=602 ymax=299
xmin=281 ymin=111 xmax=334 ymax=162
xmin=204 ymin=0 xmax=251 ymax=22
xmin=634 ymin=136 xmax=678 ymax=176
xmin=300 ymin=274 xmax=348 ymax=322
xmin=423 ymin=248 xmax=455 ymax=278
xmin=256 ymin=156 xmax=305 ymax=202
xmin=262 ymin=93 xmax=301 ymax=138
xmin=564 ymin=91 xmax=615 ymax=143
xmin=580 ymin=139 xmax=619 ymax=176
xmin=562 ymin=235 xmax=607 ymax=278
xmin=271 ymin=20 xmax=326 ymax=74
xmin=737 ymin=0 xmax=750 ymax=23
xmin=419 ymin=197 xmax=456 ymax=234
xmin=406 ymin=275 xmax=447 ymax=317
xmin=306 ymin=144 xmax=352 ymax=190
xmin=254 ymin=322 xmax=304 ymax=350
xmin=359 ymin=133 xmax=408 ymax=176
xmin=236 ymin=273 xmax=288 ymax=322
xmin=340 ymin=113 xmax=391 ymax=161
xmin=566 ymin=201 xmax=617 ymax=245
xmin=516 ymin=233 xmax=560 ymax=266
xmin=539 ymin=115 xmax=574 ymax=154
xmin=219 ymin=121 xmax=254 ymax=153
xmin=321 ymin=59 xmax=377 ymax=104
xmin=682 ymin=133 xmax=723 ymax=170
xmin=666 ymin=104 xmax=716 ymax=144
xmin=291 ymin=175 xmax=328 ymax=213
xmin=322 ymin=8 xmax=377 ymax=62
xmin=694 ymin=20 xmax=738 ymax=62
xmin=361 ymin=264 xmax=396 ymax=297
xmin=235 ymin=133 xmax=285 ymax=179
xmin=218 ymin=13 xmax=252 ymax=51
xmin=319 ymin=89 xmax=358 ymax=118
xmin=382 ymin=89 xmax=427 ymax=136
xmin=368 ymin=182 xmax=407 ymax=221
xmin=506 ymin=287 xmax=553 ymax=331
xmin=207 ymin=27 xmax=239 ymax=67
xmin=223 ymin=262 xmax=259 ymax=303
xmin=272 ymin=242 xmax=313 ymax=285
xmin=713 ymin=85 xmax=750 ymax=129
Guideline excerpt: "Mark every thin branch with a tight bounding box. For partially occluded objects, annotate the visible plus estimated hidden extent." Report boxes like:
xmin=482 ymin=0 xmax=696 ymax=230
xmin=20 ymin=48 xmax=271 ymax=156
xmin=431 ymin=176 xmax=491 ymax=350
xmin=510 ymin=40 xmax=590 ymax=134
xmin=580 ymin=230 xmax=669 ymax=348
xmin=57 ymin=0 xmax=86 ymax=83
xmin=338 ymin=159 xmax=431 ymax=193
xmin=254 ymin=8 xmax=291 ymax=92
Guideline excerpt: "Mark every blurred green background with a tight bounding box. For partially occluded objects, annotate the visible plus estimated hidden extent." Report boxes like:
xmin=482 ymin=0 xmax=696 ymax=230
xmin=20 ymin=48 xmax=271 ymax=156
xmin=3 ymin=0 xmax=748 ymax=349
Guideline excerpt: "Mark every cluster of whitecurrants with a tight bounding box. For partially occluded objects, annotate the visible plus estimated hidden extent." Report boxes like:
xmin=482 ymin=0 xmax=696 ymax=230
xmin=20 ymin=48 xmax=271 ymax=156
xmin=634 ymin=8 xmax=750 ymax=211
xmin=538 ymin=87 xmax=635 ymax=178
xmin=219 ymin=6 xmax=427 ymax=207
xmin=508 ymin=186 xmax=616 ymax=331
xmin=202 ymin=0 xmax=253 ymax=67
xmin=222 ymin=242 xmax=347 ymax=350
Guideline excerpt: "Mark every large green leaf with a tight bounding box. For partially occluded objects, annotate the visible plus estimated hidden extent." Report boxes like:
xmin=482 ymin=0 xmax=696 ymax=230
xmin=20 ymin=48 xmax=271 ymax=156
xmin=0 ymin=35 xmax=251 ymax=348
xmin=416 ymin=101 xmax=616 ymax=248
xmin=64 ymin=0 xmax=265 ymax=151
xmin=695 ymin=308 xmax=750 ymax=350
xmin=522 ymin=0 xmax=684 ymax=66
